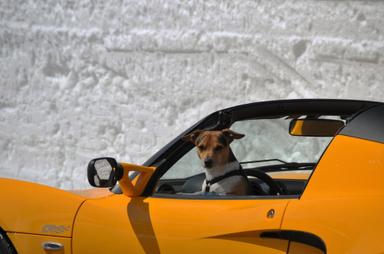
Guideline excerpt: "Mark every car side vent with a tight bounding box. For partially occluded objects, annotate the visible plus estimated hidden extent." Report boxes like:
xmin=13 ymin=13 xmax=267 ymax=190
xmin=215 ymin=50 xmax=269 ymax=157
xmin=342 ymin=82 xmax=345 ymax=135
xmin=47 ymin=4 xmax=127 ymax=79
xmin=261 ymin=230 xmax=326 ymax=253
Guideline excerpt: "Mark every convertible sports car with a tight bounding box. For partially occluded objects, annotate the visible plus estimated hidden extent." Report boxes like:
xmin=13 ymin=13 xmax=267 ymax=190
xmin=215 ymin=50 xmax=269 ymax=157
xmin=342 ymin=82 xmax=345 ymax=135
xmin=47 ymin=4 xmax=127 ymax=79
xmin=1 ymin=99 xmax=384 ymax=254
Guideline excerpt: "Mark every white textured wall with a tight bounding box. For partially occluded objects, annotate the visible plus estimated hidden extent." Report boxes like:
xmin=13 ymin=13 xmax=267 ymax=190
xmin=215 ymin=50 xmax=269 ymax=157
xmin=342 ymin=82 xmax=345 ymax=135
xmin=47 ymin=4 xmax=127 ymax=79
xmin=1 ymin=0 xmax=383 ymax=189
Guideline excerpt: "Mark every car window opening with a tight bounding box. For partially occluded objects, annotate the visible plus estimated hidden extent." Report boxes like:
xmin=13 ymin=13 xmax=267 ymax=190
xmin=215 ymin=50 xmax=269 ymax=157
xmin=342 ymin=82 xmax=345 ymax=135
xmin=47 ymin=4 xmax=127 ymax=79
xmin=152 ymin=115 xmax=343 ymax=199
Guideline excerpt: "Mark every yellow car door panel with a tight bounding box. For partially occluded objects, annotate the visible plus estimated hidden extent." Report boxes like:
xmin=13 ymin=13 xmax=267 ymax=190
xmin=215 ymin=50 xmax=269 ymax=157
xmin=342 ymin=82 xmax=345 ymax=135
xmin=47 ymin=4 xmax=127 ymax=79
xmin=73 ymin=194 xmax=292 ymax=254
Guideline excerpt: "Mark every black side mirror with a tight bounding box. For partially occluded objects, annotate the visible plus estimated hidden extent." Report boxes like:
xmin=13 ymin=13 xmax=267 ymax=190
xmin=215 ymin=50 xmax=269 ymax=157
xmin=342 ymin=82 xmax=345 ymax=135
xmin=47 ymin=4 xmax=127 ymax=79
xmin=87 ymin=157 xmax=123 ymax=188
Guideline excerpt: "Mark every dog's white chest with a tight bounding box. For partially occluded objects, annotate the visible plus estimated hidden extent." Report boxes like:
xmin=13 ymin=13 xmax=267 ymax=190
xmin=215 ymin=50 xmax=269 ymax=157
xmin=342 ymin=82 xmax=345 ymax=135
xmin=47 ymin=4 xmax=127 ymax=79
xmin=202 ymin=176 xmax=244 ymax=195
xmin=201 ymin=162 xmax=246 ymax=195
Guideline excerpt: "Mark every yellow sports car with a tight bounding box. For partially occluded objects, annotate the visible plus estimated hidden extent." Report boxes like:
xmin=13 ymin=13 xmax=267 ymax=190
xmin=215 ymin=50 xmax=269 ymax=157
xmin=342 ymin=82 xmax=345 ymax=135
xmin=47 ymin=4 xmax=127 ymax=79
xmin=1 ymin=99 xmax=383 ymax=254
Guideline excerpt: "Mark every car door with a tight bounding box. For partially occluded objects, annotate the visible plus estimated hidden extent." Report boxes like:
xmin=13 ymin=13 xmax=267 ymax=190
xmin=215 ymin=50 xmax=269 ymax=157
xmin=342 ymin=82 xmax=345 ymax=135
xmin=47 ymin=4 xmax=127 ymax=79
xmin=73 ymin=193 xmax=292 ymax=254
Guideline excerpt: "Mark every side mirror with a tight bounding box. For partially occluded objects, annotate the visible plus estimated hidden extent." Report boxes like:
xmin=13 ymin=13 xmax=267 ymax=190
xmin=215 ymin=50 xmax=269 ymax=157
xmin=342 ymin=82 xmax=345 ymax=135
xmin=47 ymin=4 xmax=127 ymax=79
xmin=289 ymin=119 xmax=345 ymax=137
xmin=87 ymin=157 xmax=123 ymax=188
xmin=87 ymin=157 xmax=156 ymax=197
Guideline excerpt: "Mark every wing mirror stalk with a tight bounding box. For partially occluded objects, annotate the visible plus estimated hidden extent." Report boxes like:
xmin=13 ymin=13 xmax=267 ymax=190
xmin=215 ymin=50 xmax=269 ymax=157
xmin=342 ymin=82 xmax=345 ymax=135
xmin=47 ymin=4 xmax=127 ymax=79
xmin=87 ymin=157 xmax=155 ymax=197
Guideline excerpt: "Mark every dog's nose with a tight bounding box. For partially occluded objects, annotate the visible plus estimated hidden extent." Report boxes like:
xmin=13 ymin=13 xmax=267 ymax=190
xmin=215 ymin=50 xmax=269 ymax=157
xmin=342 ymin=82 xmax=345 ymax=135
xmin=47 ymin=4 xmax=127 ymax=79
xmin=204 ymin=158 xmax=213 ymax=168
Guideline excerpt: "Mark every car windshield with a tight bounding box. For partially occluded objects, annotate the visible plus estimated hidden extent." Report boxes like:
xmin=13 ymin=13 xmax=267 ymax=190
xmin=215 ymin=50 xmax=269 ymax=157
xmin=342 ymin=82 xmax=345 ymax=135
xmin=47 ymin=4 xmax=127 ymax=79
xmin=230 ymin=118 xmax=331 ymax=165
xmin=162 ymin=117 xmax=334 ymax=180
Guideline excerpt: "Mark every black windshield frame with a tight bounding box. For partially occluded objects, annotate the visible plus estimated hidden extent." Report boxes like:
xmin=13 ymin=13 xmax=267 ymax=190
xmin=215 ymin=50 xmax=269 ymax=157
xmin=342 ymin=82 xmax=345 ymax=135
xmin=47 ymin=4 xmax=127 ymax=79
xmin=121 ymin=99 xmax=381 ymax=196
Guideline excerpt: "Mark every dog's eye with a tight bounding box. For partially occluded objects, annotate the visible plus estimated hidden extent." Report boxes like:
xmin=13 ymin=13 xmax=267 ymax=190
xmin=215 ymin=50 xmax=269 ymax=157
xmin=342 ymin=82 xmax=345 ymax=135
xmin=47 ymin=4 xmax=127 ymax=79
xmin=198 ymin=145 xmax=205 ymax=151
xmin=214 ymin=146 xmax=223 ymax=152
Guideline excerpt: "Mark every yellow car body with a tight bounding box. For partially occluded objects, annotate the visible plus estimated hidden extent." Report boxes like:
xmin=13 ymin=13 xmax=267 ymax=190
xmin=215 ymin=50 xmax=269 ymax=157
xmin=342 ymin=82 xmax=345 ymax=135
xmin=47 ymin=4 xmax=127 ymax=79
xmin=1 ymin=99 xmax=383 ymax=254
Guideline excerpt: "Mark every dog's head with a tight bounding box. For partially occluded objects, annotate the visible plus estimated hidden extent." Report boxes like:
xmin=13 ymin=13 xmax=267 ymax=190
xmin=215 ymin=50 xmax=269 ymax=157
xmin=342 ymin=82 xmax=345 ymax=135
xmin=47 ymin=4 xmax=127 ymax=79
xmin=183 ymin=129 xmax=245 ymax=169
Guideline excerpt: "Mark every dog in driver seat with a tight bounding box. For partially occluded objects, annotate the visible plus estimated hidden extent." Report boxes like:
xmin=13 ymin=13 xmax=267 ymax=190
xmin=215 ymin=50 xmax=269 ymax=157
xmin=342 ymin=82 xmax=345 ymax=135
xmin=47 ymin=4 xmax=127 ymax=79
xmin=183 ymin=129 xmax=249 ymax=195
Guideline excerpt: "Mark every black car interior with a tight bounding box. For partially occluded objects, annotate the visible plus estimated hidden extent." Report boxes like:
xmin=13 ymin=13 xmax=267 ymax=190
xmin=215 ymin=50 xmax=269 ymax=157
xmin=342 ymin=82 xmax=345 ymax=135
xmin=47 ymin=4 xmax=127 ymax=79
xmin=155 ymin=162 xmax=315 ymax=196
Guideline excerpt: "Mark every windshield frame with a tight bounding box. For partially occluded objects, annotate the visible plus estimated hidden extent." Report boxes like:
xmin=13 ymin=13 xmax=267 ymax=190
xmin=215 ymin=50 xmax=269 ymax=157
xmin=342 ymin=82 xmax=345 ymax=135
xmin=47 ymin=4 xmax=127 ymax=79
xmin=128 ymin=99 xmax=380 ymax=196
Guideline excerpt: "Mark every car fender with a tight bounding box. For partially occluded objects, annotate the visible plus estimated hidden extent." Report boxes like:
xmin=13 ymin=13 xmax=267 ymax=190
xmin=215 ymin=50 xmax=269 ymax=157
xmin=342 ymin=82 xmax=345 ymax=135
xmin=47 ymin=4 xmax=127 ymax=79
xmin=0 ymin=178 xmax=85 ymax=237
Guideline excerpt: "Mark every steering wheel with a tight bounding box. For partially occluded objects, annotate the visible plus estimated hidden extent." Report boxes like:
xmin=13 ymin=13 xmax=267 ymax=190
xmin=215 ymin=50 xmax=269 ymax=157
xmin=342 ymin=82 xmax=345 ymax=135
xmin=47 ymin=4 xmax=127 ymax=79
xmin=156 ymin=183 xmax=176 ymax=194
xmin=244 ymin=169 xmax=285 ymax=195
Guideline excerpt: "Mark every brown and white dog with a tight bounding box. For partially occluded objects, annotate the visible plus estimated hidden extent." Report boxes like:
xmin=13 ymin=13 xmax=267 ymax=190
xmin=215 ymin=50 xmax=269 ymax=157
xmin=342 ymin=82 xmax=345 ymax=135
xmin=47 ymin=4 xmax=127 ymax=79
xmin=183 ymin=129 xmax=249 ymax=195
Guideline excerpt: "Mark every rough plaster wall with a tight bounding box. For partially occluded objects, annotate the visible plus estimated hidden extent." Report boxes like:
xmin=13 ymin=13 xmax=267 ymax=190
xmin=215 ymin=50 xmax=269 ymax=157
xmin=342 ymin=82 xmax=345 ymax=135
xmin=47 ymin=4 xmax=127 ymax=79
xmin=0 ymin=0 xmax=383 ymax=189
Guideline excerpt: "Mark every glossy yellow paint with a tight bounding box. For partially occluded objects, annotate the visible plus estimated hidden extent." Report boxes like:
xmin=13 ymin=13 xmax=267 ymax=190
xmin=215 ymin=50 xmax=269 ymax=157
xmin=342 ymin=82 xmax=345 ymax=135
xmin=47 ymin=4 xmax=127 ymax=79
xmin=0 ymin=178 xmax=85 ymax=237
xmin=73 ymin=194 xmax=292 ymax=254
xmin=118 ymin=162 xmax=156 ymax=197
xmin=282 ymin=135 xmax=384 ymax=254
xmin=8 ymin=233 xmax=71 ymax=254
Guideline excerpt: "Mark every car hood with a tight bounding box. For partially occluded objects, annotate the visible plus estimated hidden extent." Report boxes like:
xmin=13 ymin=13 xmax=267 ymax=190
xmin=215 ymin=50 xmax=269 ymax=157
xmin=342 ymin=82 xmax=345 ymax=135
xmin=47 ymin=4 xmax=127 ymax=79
xmin=0 ymin=178 xmax=111 ymax=237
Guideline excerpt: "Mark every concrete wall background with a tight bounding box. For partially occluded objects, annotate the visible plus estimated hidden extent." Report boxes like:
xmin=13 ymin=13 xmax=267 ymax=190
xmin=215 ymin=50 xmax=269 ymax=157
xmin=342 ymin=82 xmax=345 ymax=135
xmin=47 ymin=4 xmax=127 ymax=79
xmin=1 ymin=0 xmax=383 ymax=189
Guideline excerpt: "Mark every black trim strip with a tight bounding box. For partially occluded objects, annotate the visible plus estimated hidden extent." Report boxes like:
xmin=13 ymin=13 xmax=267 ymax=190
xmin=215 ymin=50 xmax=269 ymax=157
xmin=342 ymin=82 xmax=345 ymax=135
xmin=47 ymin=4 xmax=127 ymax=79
xmin=261 ymin=230 xmax=326 ymax=253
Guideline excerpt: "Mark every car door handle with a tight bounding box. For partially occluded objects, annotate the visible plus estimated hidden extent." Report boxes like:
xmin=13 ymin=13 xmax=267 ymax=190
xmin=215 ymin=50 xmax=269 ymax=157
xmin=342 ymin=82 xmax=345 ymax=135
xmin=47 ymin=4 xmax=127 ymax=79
xmin=42 ymin=242 xmax=64 ymax=251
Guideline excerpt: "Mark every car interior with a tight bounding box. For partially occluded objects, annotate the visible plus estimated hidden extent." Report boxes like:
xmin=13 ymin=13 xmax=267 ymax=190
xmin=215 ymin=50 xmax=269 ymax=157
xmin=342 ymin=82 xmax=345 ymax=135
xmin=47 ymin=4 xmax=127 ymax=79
xmin=156 ymin=162 xmax=314 ymax=196
xmin=153 ymin=115 xmax=345 ymax=198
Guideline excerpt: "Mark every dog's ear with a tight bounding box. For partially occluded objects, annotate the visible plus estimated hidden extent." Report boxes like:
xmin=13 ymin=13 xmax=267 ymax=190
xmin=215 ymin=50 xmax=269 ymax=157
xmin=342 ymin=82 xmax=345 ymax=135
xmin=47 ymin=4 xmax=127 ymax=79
xmin=221 ymin=129 xmax=245 ymax=143
xmin=182 ymin=130 xmax=203 ymax=145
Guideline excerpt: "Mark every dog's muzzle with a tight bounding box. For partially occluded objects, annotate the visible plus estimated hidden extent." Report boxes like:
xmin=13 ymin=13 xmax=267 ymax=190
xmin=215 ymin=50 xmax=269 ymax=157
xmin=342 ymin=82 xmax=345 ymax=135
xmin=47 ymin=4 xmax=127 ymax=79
xmin=204 ymin=158 xmax=213 ymax=168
